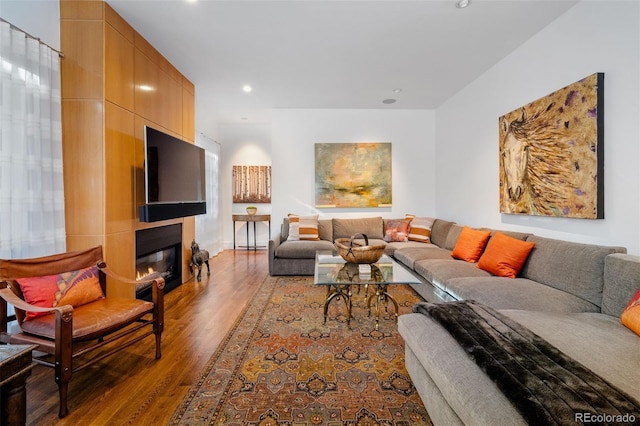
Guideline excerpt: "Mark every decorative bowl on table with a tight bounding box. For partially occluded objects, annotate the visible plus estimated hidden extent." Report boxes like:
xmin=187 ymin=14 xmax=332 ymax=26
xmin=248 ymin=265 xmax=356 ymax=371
xmin=334 ymin=233 xmax=385 ymax=264
xmin=246 ymin=206 xmax=257 ymax=215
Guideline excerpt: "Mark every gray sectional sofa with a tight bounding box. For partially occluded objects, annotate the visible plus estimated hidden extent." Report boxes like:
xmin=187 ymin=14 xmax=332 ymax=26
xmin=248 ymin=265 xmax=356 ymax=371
xmin=269 ymin=216 xmax=640 ymax=424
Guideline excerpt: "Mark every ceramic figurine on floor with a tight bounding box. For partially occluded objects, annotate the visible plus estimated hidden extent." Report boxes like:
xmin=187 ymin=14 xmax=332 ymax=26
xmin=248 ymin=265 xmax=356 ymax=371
xmin=190 ymin=240 xmax=210 ymax=281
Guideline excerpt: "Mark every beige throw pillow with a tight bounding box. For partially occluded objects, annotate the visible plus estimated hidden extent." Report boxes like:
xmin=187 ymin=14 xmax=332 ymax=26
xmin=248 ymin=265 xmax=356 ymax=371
xmin=287 ymin=214 xmax=320 ymax=241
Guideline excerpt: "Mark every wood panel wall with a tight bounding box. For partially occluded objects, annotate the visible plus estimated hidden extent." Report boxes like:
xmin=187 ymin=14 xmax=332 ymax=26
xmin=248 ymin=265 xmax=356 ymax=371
xmin=61 ymin=0 xmax=196 ymax=297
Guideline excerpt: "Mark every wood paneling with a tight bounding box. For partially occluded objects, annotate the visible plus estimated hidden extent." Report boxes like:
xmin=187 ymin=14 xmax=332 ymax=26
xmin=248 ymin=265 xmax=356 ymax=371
xmin=134 ymin=32 xmax=183 ymax=84
xmin=60 ymin=20 xmax=103 ymax=100
xmin=105 ymin=22 xmax=134 ymax=110
xmin=104 ymin=231 xmax=135 ymax=297
xmin=135 ymin=49 xmax=183 ymax=134
xmin=60 ymin=0 xmax=104 ymax=20
xmin=105 ymin=102 xmax=135 ymax=234
xmin=61 ymin=99 xmax=104 ymax=237
xmin=182 ymin=86 xmax=195 ymax=141
xmin=105 ymin=3 xmax=134 ymax=43
xmin=62 ymin=0 xmax=196 ymax=289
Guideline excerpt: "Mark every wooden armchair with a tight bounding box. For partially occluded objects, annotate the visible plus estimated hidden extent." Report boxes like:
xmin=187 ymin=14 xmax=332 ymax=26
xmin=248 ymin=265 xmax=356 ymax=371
xmin=0 ymin=246 xmax=164 ymax=418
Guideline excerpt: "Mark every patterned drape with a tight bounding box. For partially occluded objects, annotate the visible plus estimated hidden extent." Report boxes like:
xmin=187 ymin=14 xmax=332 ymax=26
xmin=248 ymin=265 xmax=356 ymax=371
xmin=0 ymin=21 xmax=65 ymax=258
xmin=196 ymin=133 xmax=223 ymax=256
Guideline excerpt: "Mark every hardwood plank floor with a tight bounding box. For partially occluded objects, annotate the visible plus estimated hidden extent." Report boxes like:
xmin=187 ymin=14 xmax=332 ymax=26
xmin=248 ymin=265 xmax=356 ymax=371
xmin=23 ymin=249 xmax=268 ymax=426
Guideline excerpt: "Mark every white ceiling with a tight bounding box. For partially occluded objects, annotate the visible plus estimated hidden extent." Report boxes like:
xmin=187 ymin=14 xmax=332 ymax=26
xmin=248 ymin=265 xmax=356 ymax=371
xmin=107 ymin=0 xmax=578 ymax=125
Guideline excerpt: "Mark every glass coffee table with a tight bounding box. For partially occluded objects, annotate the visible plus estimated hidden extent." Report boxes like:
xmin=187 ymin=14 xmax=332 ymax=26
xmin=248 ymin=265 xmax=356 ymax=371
xmin=314 ymin=250 xmax=422 ymax=329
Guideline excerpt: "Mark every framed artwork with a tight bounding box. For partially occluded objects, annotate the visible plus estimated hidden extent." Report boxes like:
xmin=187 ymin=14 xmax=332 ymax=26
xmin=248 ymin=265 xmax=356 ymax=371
xmin=232 ymin=165 xmax=271 ymax=203
xmin=315 ymin=142 xmax=392 ymax=208
xmin=499 ymin=73 xmax=604 ymax=219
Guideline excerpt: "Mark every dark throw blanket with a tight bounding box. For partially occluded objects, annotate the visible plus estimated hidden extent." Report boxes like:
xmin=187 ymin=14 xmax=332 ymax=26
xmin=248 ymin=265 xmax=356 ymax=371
xmin=413 ymin=300 xmax=640 ymax=425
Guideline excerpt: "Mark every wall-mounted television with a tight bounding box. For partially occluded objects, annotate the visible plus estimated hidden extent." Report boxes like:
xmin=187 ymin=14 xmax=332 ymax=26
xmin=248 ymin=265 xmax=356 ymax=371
xmin=139 ymin=126 xmax=206 ymax=222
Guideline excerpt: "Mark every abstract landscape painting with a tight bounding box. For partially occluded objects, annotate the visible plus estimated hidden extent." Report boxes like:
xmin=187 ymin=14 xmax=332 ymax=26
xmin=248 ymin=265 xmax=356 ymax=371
xmin=315 ymin=143 xmax=392 ymax=208
xmin=499 ymin=73 xmax=604 ymax=218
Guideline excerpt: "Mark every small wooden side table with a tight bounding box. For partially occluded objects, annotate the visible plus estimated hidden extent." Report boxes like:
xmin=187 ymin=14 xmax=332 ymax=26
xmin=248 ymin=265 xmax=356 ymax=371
xmin=232 ymin=214 xmax=271 ymax=250
xmin=0 ymin=344 xmax=36 ymax=426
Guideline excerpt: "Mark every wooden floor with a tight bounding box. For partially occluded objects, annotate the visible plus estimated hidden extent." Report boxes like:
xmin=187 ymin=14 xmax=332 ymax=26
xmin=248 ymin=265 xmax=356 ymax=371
xmin=24 ymin=249 xmax=268 ymax=426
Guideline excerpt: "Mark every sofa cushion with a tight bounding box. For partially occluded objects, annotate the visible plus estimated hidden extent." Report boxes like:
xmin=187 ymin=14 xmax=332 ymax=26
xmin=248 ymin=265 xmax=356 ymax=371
xmin=413 ymin=259 xmax=492 ymax=292
xmin=274 ymin=240 xmax=336 ymax=259
xmin=443 ymin=224 xmax=464 ymax=251
xmin=521 ymin=236 xmax=626 ymax=308
xmin=477 ymin=232 xmax=535 ymax=278
xmin=393 ymin=246 xmax=453 ymax=269
xmin=445 ymin=277 xmax=600 ymax=313
xmin=383 ymin=241 xmax=430 ymax=258
xmin=406 ymin=216 xmax=436 ymax=243
xmin=383 ymin=219 xmax=411 ymax=242
xmin=451 ymin=226 xmax=491 ymax=263
xmin=399 ymin=309 xmax=640 ymax=426
xmin=505 ymin=310 xmax=640 ymax=403
xmin=318 ymin=219 xmax=333 ymax=241
xmin=602 ymin=253 xmax=640 ymax=316
xmin=287 ymin=214 xmax=320 ymax=241
xmin=398 ymin=313 xmax=528 ymax=426
xmin=332 ymin=217 xmax=384 ymax=240
xmin=430 ymin=219 xmax=456 ymax=248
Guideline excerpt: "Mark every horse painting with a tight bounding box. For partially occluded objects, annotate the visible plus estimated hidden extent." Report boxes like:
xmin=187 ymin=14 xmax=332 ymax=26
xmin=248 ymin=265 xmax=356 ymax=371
xmin=190 ymin=240 xmax=210 ymax=281
xmin=499 ymin=73 xmax=603 ymax=218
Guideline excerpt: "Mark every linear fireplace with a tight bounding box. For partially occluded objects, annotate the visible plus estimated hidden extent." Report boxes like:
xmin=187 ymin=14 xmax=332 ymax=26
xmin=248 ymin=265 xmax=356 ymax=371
xmin=136 ymin=223 xmax=182 ymax=299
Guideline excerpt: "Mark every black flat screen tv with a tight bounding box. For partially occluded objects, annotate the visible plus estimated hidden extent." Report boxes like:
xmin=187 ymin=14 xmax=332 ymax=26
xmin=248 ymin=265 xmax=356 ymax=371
xmin=139 ymin=126 xmax=206 ymax=222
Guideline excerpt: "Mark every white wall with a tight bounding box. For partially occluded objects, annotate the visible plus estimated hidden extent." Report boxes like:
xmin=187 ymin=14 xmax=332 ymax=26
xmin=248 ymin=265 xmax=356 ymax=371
xmin=435 ymin=0 xmax=640 ymax=255
xmin=271 ymin=109 xmax=436 ymax=231
xmin=0 ymin=0 xmax=59 ymax=50
xmin=219 ymin=123 xmax=272 ymax=248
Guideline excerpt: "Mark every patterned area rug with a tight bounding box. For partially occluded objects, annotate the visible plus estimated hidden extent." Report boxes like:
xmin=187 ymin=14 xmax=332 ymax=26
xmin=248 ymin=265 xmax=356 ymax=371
xmin=170 ymin=276 xmax=431 ymax=425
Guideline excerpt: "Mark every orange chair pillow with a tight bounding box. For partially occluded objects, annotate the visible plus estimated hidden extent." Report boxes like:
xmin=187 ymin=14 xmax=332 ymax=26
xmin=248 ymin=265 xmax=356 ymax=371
xmin=477 ymin=232 xmax=535 ymax=278
xmin=620 ymin=289 xmax=640 ymax=337
xmin=451 ymin=226 xmax=491 ymax=263
xmin=17 ymin=266 xmax=104 ymax=321
xmin=16 ymin=274 xmax=60 ymax=320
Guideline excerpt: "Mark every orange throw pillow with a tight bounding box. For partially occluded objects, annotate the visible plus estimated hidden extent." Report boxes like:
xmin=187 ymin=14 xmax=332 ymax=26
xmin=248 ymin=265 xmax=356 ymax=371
xmin=17 ymin=274 xmax=60 ymax=320
xmin=477 ymin=232 xmax=535 ymax=278
xmin=620 ymin=289 xmax=640 ymax=336
xmin=451 ymin=226 xmax=491 ymax=263
xmin=54 ymin=266 xmax=104 ymax=308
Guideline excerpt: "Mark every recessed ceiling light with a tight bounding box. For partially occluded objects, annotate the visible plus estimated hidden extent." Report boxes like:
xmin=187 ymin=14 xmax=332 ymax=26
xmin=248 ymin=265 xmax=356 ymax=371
xmin=382 ymin=99 xmax=396 ymax=104
xmin=242 ymin=85 xmax=252 ymax=93
xmin=393 ymin=88 xmax=403 ymax=93
xmin=456 ymin=0 xmax=470 ymax=8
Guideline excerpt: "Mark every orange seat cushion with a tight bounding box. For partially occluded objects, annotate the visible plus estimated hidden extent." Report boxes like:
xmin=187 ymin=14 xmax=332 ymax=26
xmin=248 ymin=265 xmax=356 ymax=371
xmin=451 ymin=226 xmax=491 ymax=263
xmin=477 ymin=231 xmax=536 ymax=278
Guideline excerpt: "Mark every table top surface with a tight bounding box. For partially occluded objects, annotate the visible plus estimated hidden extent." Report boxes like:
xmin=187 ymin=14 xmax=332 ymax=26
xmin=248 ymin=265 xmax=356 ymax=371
xmin=314 ymin=250 xmax=422 ymax=286
xmin=232 ymin=214 xmax=271 ymax=221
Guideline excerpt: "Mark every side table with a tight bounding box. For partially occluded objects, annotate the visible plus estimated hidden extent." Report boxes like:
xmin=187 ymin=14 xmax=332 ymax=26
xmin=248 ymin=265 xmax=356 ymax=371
xmin=232 ymin=214 xmax=271 ymax=250
xmin=0 ymin=344 xmax=36 ymax=426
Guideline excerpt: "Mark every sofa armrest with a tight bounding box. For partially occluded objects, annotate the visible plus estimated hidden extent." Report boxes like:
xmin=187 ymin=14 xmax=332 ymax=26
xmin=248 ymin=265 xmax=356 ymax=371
xmin=269 ymin=233 xmax=283 ymax=274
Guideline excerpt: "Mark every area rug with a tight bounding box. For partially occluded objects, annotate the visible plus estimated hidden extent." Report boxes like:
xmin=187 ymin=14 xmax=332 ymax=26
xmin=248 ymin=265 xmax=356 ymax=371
xmin=170 ymin=275 xmax=431 ymax=425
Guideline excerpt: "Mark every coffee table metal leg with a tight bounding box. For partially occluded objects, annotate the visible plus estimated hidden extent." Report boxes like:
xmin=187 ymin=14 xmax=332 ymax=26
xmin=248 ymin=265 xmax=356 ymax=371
xmin=367 ymin=284 xmax=399 ymax=330
xmin=323 ymin=285 xmax=352 ymax=327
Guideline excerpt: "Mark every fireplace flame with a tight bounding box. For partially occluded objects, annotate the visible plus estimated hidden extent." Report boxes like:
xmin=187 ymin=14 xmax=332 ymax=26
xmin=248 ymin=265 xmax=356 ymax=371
xmin=136 ymin=267 xmax=158 ymax=281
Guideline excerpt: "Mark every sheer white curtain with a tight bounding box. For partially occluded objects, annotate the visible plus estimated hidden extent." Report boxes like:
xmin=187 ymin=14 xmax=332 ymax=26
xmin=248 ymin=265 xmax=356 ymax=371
xmin=0 ymin=21 xmax=65 ymax=258
xmin=195 ymin=133 xmax=223 ymax=256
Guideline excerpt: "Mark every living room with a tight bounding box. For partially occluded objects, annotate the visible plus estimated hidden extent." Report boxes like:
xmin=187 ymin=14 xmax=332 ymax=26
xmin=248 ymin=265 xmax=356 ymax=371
xmin=0 ymin=0 xmax=639 ymax=424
